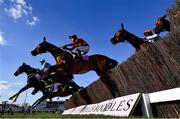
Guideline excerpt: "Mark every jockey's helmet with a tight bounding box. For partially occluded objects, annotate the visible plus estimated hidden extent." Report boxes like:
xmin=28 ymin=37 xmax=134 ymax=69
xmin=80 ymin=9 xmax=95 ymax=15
xmin=69 ymin=34 xmax=77 ymax=41
xmin=144 ymin=29 xmax=153 ymax=36
xmin=40 ymin=59 xmax=45 ymax=64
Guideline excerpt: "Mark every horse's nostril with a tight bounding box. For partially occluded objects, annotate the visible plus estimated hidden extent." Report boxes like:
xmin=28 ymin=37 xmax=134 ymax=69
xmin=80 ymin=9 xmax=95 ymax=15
xmin=14 ymin=72 xmax=17 ymax=76
xmin=111 ymin=38 xmax=115 ymax=43
xmin=31 ymin=51 xmax=36 ymax=56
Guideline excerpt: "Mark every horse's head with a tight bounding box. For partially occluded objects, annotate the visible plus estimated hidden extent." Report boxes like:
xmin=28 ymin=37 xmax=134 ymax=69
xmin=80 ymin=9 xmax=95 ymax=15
xmin=154 ymin=15 xmax=170 ymax=34
xmin=111 ymin=24 xmax=127 ymax=44
xmin=14 ymin=62 xmax=29 ymax=76
xmin=31 ymin=37 xmax=48 ymax=56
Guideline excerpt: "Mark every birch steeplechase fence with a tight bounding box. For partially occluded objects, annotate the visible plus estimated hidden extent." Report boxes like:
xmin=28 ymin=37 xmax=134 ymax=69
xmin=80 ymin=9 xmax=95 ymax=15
xmin=63 ymin=1 xmax=180 ymax=118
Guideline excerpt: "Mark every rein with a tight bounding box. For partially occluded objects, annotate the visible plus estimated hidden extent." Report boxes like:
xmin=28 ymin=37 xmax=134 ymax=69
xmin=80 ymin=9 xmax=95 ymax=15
xmin=27 ymin=73 xmax=36 ymax=79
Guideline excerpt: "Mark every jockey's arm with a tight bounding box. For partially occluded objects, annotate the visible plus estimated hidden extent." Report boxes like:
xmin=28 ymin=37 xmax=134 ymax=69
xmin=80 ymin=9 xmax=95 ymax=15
xmin=63 ymin=43 xmax=76 ymax=50
xmin=64 ymin=42 xmax=75 ymax=47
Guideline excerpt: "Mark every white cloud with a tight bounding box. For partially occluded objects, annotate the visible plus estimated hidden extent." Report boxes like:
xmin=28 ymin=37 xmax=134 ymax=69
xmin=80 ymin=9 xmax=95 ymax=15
xmin=6 ymin=4 xmax=23 ymax=19
xmin=0 ymin=32 xmax=7 ymax=45
xmin=0 ymin=80 xmax=9 ymax=90
xmin=16 ymin=0 xmax=26 ymax=6
xmin=27 ymin=16 xmax=40 ymax=26
xmin=4 ymin=0 xmax=39 ymax=26
xmin=5 ymin=0 xmax=30 ymax=20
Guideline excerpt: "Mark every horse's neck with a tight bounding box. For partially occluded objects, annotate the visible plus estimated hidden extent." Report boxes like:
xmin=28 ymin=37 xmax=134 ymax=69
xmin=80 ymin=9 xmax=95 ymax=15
xmin=124 ymin=31 xmax=145 ymax=49
xmin=26 ymin=67 xmax=37 ymax=75
xmin=46 ymin=43 xmax=63 ymax=59
xmin=46 ymin=42 xmax=72 ymax=62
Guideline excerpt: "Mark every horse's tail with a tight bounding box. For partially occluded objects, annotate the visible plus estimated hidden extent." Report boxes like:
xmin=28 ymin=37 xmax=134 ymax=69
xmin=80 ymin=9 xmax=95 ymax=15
xmin=107 ymin=59 xmax=118 ymax=69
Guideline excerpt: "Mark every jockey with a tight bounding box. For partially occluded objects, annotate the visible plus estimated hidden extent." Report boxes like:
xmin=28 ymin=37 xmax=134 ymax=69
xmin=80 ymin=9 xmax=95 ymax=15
xmin=40 ymin=59 xmax=51 ymax=73
xmin=63 ymin=34 xmax=89 ymax=59
xmin=36 ymin=59 xmax=52 ymax=86
xmin=144 ymin=29 xmax=159 ymax=43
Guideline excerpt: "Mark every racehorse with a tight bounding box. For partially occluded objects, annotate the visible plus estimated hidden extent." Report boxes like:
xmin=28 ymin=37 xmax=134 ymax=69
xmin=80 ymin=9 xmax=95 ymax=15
xmin=9 ymin=63 xmax=79 ymax=102
xmin=32 ymin=85 xmax=74 ymax=108
xmin=31 ymin=38 xmax=118 ymax=77
xmin=9 ymin=63 xmax=46 ymax=102
xmin=111 ymin=24 xmax=148 ymax=51
xmin=154 ymin=15 xmax=170 ymax=34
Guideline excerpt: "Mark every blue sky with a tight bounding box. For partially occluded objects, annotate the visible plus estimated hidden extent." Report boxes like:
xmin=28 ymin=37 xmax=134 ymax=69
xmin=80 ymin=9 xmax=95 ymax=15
xmin=0 ymin=0 xmax=174 ymax=105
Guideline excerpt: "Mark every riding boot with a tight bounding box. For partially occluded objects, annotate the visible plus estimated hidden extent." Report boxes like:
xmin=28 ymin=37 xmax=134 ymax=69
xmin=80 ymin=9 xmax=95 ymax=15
xmin=76 ymin=49 xmax=83 ymax=60
xmin=40 ymin=74 xmax=48 ymax=86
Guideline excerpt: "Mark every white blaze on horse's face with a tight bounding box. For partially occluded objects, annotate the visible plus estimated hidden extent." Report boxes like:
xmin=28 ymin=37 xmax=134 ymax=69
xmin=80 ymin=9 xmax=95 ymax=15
xmin=113 ymin=32 xmax=120 ymax=41
xmin=115 ymin=31 xmax=125 ymax=42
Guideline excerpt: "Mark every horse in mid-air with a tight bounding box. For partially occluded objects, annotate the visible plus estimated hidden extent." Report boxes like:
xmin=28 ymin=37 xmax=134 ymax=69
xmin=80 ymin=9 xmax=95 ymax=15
xmin=9 ymin=63 xmax=79 ymax=102
xmin=9 ymin=63 xmax=46 ymax=102
xmin=31 ymin=38 xmax=118 ymax=77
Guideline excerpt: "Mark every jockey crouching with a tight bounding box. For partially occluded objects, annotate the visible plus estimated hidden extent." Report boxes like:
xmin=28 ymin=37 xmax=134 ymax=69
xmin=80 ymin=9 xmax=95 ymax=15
xmin=40 ymin=59 xmax=51 ymax=82
xmin=144 ymin=29 xmax=159 ymax=43
xmin=63 ymin=34 xmax=89 ymax=60
xmin=34 ymin=59 xmax=53 ymax=93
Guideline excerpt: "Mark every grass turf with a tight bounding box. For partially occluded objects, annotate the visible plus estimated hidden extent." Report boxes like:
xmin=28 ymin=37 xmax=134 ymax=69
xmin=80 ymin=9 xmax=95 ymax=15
xmin=0 ymin=112 xmax=145 ymax=118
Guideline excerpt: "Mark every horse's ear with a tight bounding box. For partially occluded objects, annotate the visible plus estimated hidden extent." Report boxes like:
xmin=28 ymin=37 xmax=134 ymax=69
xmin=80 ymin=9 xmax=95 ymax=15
xmin=121 ymin=23 xmax=124 ymax=30
xmin=43 ymin=37 xmax=46 ymax=42
xmin=22 ymin=62 xmax=26 ymax=65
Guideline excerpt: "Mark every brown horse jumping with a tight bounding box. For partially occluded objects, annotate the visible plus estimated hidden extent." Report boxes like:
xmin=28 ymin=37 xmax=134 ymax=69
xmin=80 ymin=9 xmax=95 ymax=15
xmin=111 ymin=24 xmax=148 ymax=51
xmin=154 ymin=15 xmax=170 ymax=34
xmin=31 ymin=38 xmax=118 ymax=77
xmin=9 ymin=63 xmax=80 ymax=102
xmin=9 ymin=63 xmax=46 ymax=102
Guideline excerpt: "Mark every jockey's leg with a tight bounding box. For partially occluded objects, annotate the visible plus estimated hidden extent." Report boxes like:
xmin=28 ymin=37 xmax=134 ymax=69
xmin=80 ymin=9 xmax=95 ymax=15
xmin=76 ymin=46 xmax=89 ymax=59
xmin=40 ymin=74 xmax=48 ymax=85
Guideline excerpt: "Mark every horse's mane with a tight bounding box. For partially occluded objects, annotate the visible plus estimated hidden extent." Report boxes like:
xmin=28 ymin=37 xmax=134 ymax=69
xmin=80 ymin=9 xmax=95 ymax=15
xmin=123 ymin=29 xmax=143 ymax=40
xmin=25 ymin=64 xmax=38 ymax=72
xmin=45 ymin=41 xmax=59 ymax=49
xmin=45 ymin=41 xmax=67 ymax=54
xmin=124 ymin=29 xmax=144 ymax=43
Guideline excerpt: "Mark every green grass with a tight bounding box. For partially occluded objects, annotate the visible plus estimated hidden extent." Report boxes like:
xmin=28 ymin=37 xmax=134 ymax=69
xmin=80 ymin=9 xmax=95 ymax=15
xmin=0 ymin=112 xmax=146 ymax=118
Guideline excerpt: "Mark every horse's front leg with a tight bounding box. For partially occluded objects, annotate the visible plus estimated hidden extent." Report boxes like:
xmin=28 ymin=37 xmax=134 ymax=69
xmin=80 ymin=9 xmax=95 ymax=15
xmin=9 ymin=83 xmax=31 ymax=102
xmin=32 ymin=96 xmax=46 ymax=108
